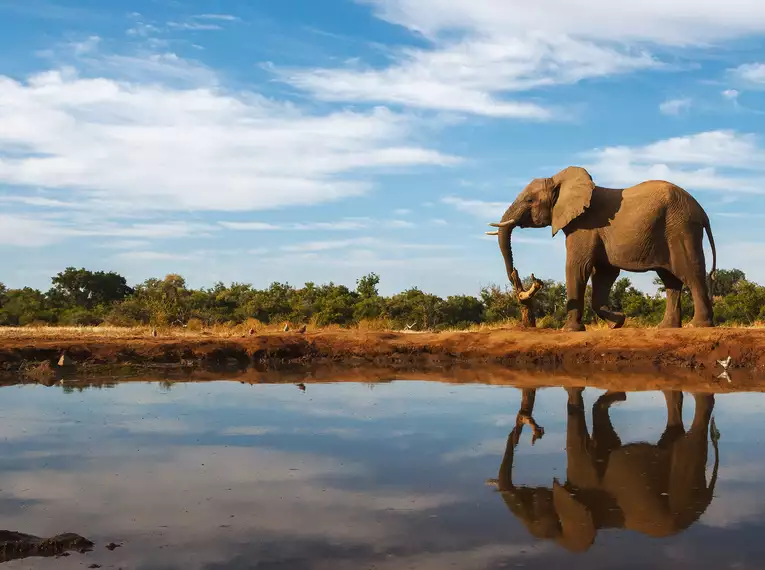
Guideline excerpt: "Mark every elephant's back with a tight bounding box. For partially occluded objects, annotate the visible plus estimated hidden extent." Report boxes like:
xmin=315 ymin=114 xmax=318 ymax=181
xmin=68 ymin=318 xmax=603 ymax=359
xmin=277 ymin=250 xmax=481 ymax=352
xmin=602 ymin=443 xmax=679 ymax=537
xmin=624 ymin=181 xmax=707 ymax=221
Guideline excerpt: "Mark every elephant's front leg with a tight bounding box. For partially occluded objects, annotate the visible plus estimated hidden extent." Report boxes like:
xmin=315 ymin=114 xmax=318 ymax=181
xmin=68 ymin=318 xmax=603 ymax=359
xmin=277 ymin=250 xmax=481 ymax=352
xmin=591 ymin=266 xmax=626 ymax=329
xmin=563 ymin=256 xmax=590 ymax=332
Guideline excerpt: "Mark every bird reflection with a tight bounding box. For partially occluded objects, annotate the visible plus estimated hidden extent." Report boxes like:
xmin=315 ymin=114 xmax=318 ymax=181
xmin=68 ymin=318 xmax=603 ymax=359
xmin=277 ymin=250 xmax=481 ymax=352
xmin=488 ymin=387 xmax=720 ymax=553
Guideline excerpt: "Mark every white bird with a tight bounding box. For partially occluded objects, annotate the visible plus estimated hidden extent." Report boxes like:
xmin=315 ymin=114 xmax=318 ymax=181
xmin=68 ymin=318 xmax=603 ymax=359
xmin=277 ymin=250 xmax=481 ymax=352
xmin=717 ymin=355 xmax=732 ymax=370
xmin=717 ymin=370 xmax=732 ymax=383
xmin=403 ymin=322 xmax=416 ymax=331
xmin=283 ymin=323 xmax=290 ymax=332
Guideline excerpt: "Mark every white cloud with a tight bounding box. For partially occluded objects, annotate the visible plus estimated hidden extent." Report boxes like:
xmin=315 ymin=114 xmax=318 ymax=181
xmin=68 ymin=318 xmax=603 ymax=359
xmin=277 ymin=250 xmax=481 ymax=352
xmin=279 ymin=35 xmax=655 ymax=118
xmin=359 ymin=0 xmax=765 ymax=44
xmin=219 ymin=218 xmax=414 ymax=231
xmin=582 ymin=130 xmax=765 ymax=193
xmin=282 ymin=238 xmax=370 ymax=252
xmin=441 ymin=196 xmax=506 ymax=219
xmin=114 ymin=250 xmax=195 ymax=261
xmin=192 ymin=14 xmax=241 ymax=22
xmin=280 ymin=237 xmax=457 ymax=253
xmin=0 ymin=215 xmax=212 ymax=248
xmin=730 ymin=62 xmax=765 ymax=85
xmin=722 ymin=89 xmax=740 ymax=100
xmin=659 ymin=97 xmax=692 ymax=115
xmin=277 ymin=0 xmax=765 ymax=119
xmin=167 ymin=21 xmax=224 ymax=31
xmin=0 ymin=45 xmax=459 ymax=217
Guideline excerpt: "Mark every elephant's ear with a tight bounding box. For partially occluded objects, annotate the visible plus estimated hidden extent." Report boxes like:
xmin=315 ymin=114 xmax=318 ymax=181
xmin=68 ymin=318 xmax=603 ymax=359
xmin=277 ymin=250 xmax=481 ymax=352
xmin=550 ymin=166 xmax=595 ymax=237
xmin=552 ymin=479 xmax=596 ymax=553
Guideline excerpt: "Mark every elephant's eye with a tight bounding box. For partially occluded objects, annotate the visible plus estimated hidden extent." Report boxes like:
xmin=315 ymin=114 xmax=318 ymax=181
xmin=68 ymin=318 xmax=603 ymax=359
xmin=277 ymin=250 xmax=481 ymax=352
xmin=526 ymin=198 xmax=533 ymax=204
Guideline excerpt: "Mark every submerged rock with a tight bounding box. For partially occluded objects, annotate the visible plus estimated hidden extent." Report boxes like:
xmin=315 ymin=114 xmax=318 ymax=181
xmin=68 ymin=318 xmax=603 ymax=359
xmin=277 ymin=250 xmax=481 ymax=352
xmin=0 ymin=530 xmax=94 ymax=563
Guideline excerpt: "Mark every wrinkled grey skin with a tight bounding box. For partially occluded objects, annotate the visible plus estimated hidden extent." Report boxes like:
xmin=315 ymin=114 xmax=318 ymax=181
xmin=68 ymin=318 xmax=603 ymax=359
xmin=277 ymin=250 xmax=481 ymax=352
xmin=491 ymin=166 xmax=717 ymax=331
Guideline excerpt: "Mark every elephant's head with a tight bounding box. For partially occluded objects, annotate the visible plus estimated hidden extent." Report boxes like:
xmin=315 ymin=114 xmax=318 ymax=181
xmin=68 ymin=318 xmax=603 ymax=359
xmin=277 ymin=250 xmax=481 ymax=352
xmin=494 ymin=419 xmax=596 ymax=553
xmin=487 ymin=166 xmax=595 ymax=281
xmin=498 ymin=481 xmax=597 ymax=553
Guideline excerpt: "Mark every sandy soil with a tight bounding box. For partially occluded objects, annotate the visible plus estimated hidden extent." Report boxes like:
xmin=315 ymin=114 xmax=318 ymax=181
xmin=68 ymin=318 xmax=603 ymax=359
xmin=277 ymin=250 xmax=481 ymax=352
xmin=1 ymin=326 xmax=764 ymax=377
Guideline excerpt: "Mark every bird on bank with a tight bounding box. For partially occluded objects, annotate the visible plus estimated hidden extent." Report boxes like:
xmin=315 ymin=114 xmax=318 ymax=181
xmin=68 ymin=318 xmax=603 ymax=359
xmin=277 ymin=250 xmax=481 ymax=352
xmin=717 ymin=355 xmax=732 ymax=370
xmin=151 ymin=328 xmax=158 ymax=337
xmin=297 ymin=324 xmax=307 ymax=334
xmin=283 ymin=323 xmax=290 ymax=332
xmin=248 ymin=328 xmax=255 ymax=336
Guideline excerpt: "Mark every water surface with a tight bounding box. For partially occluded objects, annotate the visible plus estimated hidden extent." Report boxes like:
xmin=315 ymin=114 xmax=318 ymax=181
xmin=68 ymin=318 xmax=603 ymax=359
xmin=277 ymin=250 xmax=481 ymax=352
xmin=0 ymin=378 xmax=762 ymax=569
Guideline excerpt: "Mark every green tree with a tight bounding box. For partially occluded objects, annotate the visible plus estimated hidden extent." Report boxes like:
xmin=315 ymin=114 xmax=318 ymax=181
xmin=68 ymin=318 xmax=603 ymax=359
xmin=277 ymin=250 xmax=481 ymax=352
xmin=49 ymin=267 xmax=132 ymax=309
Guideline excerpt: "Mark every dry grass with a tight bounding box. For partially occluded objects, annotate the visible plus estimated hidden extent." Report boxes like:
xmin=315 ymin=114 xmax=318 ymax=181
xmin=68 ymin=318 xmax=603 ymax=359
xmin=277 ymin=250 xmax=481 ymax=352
xmin=0 ymin=317 xmax=761 ymax=341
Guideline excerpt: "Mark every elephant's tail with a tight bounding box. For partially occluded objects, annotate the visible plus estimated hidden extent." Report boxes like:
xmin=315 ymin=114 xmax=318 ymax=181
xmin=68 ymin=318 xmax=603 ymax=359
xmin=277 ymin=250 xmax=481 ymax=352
xmin=703 ymin=216 xmax=717 ymax=299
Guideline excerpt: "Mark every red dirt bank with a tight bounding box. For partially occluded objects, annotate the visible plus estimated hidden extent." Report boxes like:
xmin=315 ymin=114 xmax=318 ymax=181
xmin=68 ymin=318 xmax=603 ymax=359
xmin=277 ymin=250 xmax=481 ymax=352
xmin=2 ymin=327 xmax=764 ymax=375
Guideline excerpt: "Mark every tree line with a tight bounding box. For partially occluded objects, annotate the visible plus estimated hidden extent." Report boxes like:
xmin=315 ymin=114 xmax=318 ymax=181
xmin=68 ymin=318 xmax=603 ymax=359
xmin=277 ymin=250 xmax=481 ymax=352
xmin=0 ymin=267 xmax=762 ymax=330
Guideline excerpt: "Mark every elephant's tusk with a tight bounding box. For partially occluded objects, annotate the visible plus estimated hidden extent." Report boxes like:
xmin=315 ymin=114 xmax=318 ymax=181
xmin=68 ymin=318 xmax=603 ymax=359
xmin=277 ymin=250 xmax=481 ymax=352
xmin=485 ymin=231 xmax=499 ymax=236
xmin=489 ymin=219 xmax=515 ymax=228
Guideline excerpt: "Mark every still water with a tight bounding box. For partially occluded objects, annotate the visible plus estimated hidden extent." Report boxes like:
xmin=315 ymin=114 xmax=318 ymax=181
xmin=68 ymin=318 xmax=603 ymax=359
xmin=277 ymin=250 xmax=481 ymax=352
xmin=0 ymin=379 xmax=762 ymax=569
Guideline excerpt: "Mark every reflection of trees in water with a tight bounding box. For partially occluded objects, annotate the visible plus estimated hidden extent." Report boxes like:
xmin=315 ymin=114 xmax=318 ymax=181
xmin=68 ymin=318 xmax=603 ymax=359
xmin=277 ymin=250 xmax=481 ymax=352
xmin=489 ymin=388 xmax=720 ymax=553
xmin=0 ymin=530 xmax=93 ymax=563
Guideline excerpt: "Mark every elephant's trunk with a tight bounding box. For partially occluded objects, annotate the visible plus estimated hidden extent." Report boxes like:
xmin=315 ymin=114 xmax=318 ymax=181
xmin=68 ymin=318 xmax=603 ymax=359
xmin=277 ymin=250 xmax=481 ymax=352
xmin=486 ymin=202 xmax=525 ymax=281
xmin=498 ymin=221 xmax=516 ymax=282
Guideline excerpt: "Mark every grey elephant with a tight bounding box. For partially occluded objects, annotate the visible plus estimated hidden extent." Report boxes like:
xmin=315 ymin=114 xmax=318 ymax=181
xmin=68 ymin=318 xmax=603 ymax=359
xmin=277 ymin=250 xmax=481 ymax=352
xmin=486 ymin=166 xmax=717 ymax=331
xmin=487 ymin=388 xmax=719 ymax=553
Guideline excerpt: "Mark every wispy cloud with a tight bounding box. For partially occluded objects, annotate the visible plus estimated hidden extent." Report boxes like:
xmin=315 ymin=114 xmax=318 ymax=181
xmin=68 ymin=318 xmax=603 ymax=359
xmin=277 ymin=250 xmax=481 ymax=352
xmin=0 ymin=43 xmax=459 ymax=217
xmin=582 ymin=130 xmax=765 ymax=193
xmin=218 ymin=218 xmax=415 ymax=231
xmin=278 ymin=36 xmax=654 ymax=119
xmin=441 ymin=196 xmax=506 ymax=219
xmin=659 ymin=97 xmax=692 ymax=115
xmin=0 ymin=215 xmax=213 ymax=248
xmin=277 ymin=0 xmax=765 ymax=119
xmin=192 ymin=14 xmax=241 ymax=22
xmin=167 ymin=21 xmax=223 ymax=31
xmin=729 ymin=62 xmax=765 ymax=86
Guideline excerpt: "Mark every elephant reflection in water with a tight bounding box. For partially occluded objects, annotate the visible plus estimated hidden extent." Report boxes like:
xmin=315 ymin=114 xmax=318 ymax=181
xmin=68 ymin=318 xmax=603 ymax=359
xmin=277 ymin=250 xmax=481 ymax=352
xmin=488 ymin=388 xmax=720 ymax=553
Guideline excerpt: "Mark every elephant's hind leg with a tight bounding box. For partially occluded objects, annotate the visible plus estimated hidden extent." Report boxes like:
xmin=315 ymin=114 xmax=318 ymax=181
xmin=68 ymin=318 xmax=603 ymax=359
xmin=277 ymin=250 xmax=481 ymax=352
xmin=591 ymin=266 xmax=626 ymax=329
xmin=657 ymin=269 xmax=683 ymax=328
xmin=670 ymin=233 xmax=714 ymax=327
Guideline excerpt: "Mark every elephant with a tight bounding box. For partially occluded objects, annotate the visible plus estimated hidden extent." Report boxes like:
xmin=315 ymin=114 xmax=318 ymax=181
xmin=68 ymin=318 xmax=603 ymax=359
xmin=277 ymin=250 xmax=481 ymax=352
xmin=486 ymin=387 xmax=720 ymax=553
xmin=486 ymin=166 xmax=718 ymax=331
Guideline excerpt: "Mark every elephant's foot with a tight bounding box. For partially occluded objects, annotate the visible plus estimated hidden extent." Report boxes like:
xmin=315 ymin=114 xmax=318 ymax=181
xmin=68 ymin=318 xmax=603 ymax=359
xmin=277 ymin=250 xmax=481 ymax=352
xmin=658 ymin=317 xmax=681 ymax=329
xmin=562 ymin=321 xmax=586 ymax=332
xmin=566 ymin=387 xmax=585 ymax=411
xmin=609 ymin=313 xmax=626 ymax=329
xmin=688 ymin=317 xmax=714 ymax=328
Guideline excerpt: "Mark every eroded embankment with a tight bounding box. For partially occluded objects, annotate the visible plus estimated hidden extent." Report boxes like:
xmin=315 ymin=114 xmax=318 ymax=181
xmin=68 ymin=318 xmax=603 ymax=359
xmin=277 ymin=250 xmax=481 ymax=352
xmin=2 ymin=327 xmax=764 ymax=378
xmin=4 ymin=362 xmax=765 ymax=394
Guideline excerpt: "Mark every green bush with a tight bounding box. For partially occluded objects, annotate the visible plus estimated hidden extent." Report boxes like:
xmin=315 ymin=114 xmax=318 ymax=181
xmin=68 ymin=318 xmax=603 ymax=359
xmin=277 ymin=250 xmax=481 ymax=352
xmin=0 ymin=268 xmax=761 ymax=331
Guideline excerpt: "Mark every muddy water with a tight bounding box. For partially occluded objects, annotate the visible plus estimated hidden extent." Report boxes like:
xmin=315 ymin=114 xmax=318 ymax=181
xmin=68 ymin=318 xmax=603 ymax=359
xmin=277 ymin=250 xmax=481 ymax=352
xmin=0 ymin=379 xmax=762 ymax=569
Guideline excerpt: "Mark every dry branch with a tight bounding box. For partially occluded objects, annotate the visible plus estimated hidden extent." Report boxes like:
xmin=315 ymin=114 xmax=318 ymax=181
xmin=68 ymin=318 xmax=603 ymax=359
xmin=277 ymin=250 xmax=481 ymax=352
xmin=510 ymin=268 xmax=545 ymax=328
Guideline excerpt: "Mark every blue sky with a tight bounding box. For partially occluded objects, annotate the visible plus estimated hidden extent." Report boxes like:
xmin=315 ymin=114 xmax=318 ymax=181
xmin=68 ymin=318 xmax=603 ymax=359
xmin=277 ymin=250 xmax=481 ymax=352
xmin=1 ymin=0 xmax=765 ymax=296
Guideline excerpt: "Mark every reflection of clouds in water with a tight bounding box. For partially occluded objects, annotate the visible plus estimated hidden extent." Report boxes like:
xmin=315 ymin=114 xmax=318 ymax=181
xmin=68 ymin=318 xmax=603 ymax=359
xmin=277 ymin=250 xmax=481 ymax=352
xmin=311 ymin=543 xmax=552 ymax=570
xmin=0 ymin=445 xmax=464 ymax=569
xmin=0 ymin=382 xmax=763 ymax=569
xmin=110 ymin=417 xmax=195 ymax=435
xmin=702 ymin=487 xmax=765 ymax=528
xmin=441 ymin=432 xmax=566 ymax=463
